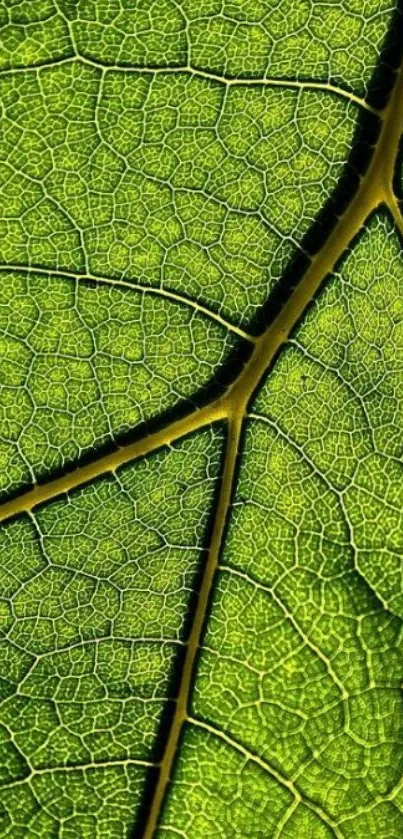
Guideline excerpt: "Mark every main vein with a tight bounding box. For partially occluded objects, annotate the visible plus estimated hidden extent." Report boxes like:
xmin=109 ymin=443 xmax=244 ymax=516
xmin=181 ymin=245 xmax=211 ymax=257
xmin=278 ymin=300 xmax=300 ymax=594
xmin=138 ymin=54 xmax=403 ymax=837
xmin=142 ymin=414 xmax=243 ymax=839
xmin=0 ymin=402 xmax=225 ymax=524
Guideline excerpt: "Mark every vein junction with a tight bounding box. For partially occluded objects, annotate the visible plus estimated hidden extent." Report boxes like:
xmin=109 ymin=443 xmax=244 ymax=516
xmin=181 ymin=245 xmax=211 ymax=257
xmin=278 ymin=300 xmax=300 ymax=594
xmin=2 ymin=57 xmax=402 ymax=524
xmin=141 ymin=54 xmax=403 ymax=839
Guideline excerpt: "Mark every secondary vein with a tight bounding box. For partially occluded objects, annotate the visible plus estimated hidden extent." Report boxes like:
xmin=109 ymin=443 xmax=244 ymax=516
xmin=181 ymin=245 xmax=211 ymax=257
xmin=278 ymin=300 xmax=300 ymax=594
xmin=0 ymin=263 xmax=254 ymax=343
xmin=0 ymin=402 xmax=226 ymax=525
xmin=0 ymin=55 xmax=376 ymax=113
xmin=187 ymin=716 xmax=345 ymax=839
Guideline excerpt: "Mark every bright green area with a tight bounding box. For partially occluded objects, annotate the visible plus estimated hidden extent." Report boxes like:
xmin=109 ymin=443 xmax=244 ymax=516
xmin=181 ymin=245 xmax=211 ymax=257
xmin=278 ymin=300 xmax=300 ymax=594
xmin=0 ymin=269 xmax=234 ymax=497
xmin=0 ymin=427 xmax=223 ymax=837
xmin=162 ymin=214 xmax=403 ymax=836
xmin=0 ymin=1 xmax=71 ymax=69
xmin=0 ymin=768 xmax=147 ymax=839
xmin=255 ymin=213 xmax=403 ymax=615
xmin=158 ymin=727 xmax=297 ymax=839
xmin=0 ymin=1 xmax=394 ymax=95
xmin=0 ymin=61 xmax=357 ymax=324
xmin=179 ymin=0 xmax=394 ymax=93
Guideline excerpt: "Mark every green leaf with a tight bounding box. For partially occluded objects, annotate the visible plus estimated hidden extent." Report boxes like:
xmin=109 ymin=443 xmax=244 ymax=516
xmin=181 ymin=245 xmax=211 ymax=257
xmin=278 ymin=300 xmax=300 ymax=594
xmin=0 ymin=429 xmax=223 ymax=837
xmin=0 ymin=269 xmax=236 ymax=497
xmin=0 ymin=2 xmax=402 ymax=838
xmin=162 ymin=212 xmax=403 ymax=838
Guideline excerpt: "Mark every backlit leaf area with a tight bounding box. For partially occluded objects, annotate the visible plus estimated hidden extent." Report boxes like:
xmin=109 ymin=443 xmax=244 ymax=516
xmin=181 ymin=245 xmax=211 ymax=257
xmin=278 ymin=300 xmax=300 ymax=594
xmin=0 ymin=2 xmax=403 ymax=837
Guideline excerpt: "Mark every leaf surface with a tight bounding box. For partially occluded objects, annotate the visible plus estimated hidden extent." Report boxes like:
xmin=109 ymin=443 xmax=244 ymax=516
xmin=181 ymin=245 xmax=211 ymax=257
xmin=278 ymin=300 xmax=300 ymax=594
xmin=161 ymin=212 xmax=403 ymax=838
xmin=0 ymin=428 xmax=224 ymax=836
xmin=0 ymin=2 xmax=402 ymax=838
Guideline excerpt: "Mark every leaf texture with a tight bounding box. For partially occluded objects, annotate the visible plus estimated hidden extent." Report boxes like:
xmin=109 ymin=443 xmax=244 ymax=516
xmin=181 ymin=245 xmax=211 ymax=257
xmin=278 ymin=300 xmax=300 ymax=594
xmin=0 ymin=429 xmax=223 ymax=836
xmin=0 ymin=2 xmax=402 ymax=838
xmin=161 ymin=213 xmax=403 ymax=838
xmin=0 ymin=269 xmax=236 ymax=497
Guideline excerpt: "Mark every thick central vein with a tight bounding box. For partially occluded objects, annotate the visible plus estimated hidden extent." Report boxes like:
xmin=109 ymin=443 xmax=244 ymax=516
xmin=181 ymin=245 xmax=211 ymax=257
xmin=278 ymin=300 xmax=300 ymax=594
xmin=0 ymin=403 xmax=226 ymax=524
xmin=142 ymin=415 xmax=243 ymax=839
xmin=139 ymin=55 xmax=403 ymax=837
